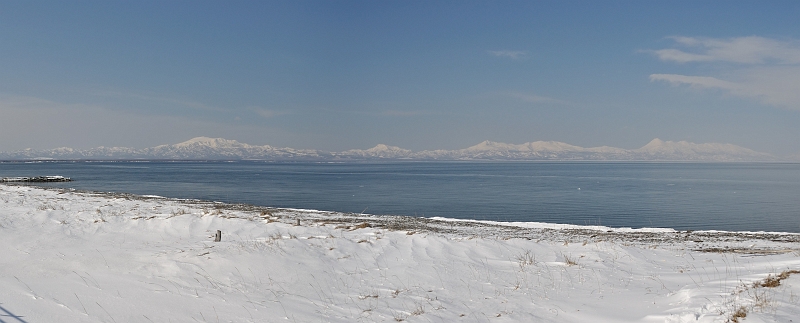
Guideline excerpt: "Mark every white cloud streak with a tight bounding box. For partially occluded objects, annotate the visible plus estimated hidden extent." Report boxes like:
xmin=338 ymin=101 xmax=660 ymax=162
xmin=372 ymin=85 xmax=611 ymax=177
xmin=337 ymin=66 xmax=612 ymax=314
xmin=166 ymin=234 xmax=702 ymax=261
xmin=649 ymin=36 xmax=800 ymax=64
xmin=649 ymin=74 xmax=739 ymax=90
xmin=505 ymin=92 xmax=568 ymax=105
xmin=251 ymin=107 xmax=288 ymax=119
xmin=648 ymin=36 xmax=800 ymax=110
xmin=650 ymin=67 xmax=800 ymax=110
xmin=95 ymin=90 xmax=228 ymax=113
xmin=382 ymin=110 xmax=432 ymax=117
xmin=489 ymin=50 xmax=527 ymax=60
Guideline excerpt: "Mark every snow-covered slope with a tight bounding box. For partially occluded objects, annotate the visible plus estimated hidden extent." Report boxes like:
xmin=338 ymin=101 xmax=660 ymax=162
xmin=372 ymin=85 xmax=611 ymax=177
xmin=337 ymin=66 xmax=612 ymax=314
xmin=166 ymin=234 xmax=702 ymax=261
xmin=339 ymin=144 xmax=413 ymax=159
xmin=634 ymin=138 xmax=772 ymax=161
xmin=2 ymin=184 xmax=799 ymax=322
xmin=0 ymin=137 xmax=325 ymax=160
xmin=409 ymin=139 xmax=769 ymax=161
xmin=0 ymin=137 xmax=776 ymax=161
xmin=140 ymin=137 xmax=329 ymax=160
xmin=413 ymin=140 xmax=632 ymax=160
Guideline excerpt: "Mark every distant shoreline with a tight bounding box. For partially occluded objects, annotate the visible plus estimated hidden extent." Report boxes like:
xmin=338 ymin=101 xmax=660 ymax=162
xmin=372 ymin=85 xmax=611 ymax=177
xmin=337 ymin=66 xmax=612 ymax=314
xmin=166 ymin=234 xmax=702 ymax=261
xmin=1 ymin=158 xmax=795 ymax=163
xmin=0 ymin=137 xmax=782 ymax=162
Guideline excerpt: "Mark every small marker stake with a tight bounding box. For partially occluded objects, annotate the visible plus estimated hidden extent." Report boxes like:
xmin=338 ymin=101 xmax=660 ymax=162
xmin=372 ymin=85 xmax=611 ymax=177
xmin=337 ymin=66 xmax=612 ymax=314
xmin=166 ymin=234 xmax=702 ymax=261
xmin=296 ymin=219 xmax=300 ymax=226
xmin=214 ymin=230 xmax=221 ymax=242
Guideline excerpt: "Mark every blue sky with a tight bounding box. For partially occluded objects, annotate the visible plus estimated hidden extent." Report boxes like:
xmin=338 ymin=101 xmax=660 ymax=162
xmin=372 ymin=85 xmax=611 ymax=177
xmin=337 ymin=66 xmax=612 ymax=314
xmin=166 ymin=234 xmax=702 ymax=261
xmin=2 ymin=1 xmax=800 ymax=155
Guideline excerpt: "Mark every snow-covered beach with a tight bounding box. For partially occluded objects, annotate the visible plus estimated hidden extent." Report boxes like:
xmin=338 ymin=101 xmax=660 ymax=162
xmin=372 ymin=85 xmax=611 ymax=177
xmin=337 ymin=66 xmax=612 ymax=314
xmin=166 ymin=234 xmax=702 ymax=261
xmin=2 ymin=184 xmax=799 ymax=322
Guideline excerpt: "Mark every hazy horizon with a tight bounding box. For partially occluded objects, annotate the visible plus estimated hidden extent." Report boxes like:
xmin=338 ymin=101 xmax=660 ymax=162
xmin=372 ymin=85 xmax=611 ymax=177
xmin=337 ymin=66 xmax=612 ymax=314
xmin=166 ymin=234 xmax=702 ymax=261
xmin=2 ymin=2 xmax=800 ymax=156
xmin=0 ymin=135 xmax=770 ymax=154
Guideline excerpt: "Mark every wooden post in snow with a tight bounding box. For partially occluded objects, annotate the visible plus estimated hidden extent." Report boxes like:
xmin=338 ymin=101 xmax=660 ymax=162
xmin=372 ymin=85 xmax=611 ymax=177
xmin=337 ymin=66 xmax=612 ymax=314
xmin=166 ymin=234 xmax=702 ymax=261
xmin=214 ymin=230 xmax=221 ymax=242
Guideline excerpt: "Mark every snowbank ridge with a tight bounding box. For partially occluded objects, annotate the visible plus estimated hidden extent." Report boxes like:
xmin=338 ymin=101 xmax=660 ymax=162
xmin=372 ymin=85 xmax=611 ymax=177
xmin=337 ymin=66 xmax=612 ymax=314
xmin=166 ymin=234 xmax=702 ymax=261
xmin=1 ymin=184 xmax=799 ymax=322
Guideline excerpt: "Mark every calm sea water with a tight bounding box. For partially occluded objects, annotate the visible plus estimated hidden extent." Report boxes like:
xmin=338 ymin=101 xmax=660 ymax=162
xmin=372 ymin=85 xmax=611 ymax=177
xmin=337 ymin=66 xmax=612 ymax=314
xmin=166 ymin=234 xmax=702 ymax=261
xmin=2 ymin=161 xmax=799 ymax=232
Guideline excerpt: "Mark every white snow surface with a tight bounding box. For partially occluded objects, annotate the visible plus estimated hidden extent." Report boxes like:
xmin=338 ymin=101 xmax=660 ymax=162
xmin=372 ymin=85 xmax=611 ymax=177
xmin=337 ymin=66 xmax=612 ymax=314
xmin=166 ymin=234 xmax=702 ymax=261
xmin=2 ymin=184 xmax=799 ymax=322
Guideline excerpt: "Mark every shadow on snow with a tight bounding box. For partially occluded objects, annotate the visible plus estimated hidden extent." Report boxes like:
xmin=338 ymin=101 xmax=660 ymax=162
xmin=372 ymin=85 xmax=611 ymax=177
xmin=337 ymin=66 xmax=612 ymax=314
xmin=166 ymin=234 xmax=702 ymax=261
xmin=0 ymin=304 xmax=28 ymax=323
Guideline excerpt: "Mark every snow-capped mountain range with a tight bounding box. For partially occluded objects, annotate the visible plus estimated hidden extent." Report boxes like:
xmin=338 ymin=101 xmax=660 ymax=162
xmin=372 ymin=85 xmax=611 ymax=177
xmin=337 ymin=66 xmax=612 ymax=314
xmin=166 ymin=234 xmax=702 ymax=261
xmin=0 ymin=136 xmax=776 ymax=161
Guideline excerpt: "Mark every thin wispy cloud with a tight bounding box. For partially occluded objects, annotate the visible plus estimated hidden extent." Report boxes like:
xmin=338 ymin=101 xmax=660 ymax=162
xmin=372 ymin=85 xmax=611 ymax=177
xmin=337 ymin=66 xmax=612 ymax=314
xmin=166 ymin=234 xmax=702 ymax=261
xmin=647 ymin=36 xmax=800 ymax=64
xmin=504 ymin=92 xmax=568 ymax=105
xmin=651 ymin=68 xmax=800 ymax=110
xmin=649 ymin=74 xmax=739 ymax=90
xmin=251 ymin=107 xmax=288 ymax=119
xmin=648 ymin=36 xmax=800 ymax=110
xmin=95 ymin=90 xmax=227 ymax=113
xmin=382 ymin=110 xmax=432 ymax=117
xmin=488 ymin=50 xmax=527 ymax=60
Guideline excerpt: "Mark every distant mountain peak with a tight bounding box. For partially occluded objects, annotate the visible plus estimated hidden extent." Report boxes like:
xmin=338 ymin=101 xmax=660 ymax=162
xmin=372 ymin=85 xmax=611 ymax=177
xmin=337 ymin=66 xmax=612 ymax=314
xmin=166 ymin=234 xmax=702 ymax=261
xmin=342 ymin=144 xmax=412 ymax=158
xmin=178 ymin=136 xmax=221 ymax=145
xmin=366 ymin=144 xmax=409 ymax=153
xmin=465 ymin=140 xmax=585 ymax=153
xmin=465 ymin=141 xmax=513 ymax=151
xmin=171 ymin=137 xmax=253 ymax=149
xmin=642 ymin=138 xmax=665 ymax=149
xmin=634 ymin=138 xmax=770 ymax=160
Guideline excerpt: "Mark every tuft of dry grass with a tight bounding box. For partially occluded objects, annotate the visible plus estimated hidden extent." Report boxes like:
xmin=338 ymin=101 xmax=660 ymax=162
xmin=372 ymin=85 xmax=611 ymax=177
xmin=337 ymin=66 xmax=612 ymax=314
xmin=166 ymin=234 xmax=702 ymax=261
xmin=563 ymin=253 xmax=578 ymax=266
xmin=350 ymin=222 xmax=372 ymax=231
xmin=724 ymin=269 xmax=800 ymax=322
xmin=754 ymin=269 xmax=800 ymax=288
xmin=37 ymin=202 xmax=62 ymax=211
xmin=729 ymin=306 xmax=747 ymax=323
xmin=514 ymin=250 xmax=536 ymax=270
